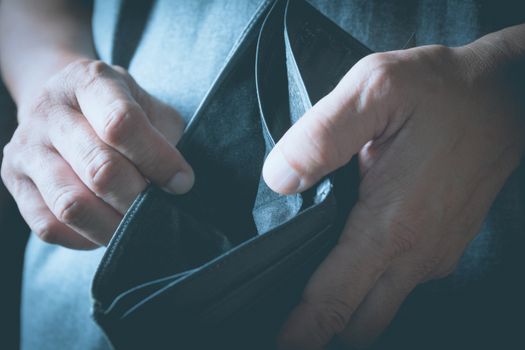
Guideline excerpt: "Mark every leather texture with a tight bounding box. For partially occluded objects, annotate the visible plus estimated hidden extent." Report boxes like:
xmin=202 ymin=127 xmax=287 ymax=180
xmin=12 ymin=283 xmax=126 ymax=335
xmin=91 ymin=1 xmax=371 ymax=348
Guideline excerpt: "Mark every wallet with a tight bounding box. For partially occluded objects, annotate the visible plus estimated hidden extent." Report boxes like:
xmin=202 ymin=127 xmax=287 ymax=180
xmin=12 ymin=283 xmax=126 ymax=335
xmin=91 ymin=0 xmax=372 ymax=348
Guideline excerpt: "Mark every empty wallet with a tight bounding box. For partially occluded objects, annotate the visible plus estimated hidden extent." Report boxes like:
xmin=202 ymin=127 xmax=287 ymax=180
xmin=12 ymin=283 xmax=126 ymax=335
xmin=91 ymin=0 xmax=372 ymax=348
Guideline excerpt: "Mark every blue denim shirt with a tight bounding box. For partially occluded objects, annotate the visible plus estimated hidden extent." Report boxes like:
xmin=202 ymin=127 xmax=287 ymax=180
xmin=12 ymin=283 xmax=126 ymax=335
xmin=91 ymin=0 xmax=496 ymax=125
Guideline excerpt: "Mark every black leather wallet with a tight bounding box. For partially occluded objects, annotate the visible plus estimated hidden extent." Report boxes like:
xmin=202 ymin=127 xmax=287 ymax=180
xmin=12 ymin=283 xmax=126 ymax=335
xmin=91 ymin=1 xmax=371 ymax=348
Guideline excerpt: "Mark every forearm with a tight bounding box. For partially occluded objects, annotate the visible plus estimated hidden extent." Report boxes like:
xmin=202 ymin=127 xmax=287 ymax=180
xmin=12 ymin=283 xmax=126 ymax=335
xmin=0 ymin=0 xmax=95 ymax=107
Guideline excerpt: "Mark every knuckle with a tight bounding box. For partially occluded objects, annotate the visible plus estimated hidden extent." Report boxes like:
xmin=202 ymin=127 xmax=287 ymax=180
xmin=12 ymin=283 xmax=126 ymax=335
xmin=365 ymin=52 xmax=398 ymax=74
xmin=1 ymin=138 xmax=32 ymax=182
xmin=102 ymin=100 xmax=140 ymax=145
xmin=68 ymin=59 xmax=110 ymax=87
xmin=0 ymin=159 xmax=18 ymax=193
xmin=23 ymin=82 xmax=73 ymax=122
xmin=368 ymin=59 xmax=399 ymax=92
xmin=306 ymin=295 xmax=354 ymax=341
xmin=84 ymin=60 xmax=110 ymax=81
xmin=361 ymin=53 xmax=402 ymax=95
xmin=23 ymin=92 xmax=67 ymax=125
xmin=85 ymin=150 xmax=121 ymax=194
xmin=33 ymin=219 xmax=61 ymax=244
xmin=413 ymin=256 xmax=442 ymax=280
xmin=386 ymin=219 xmax=420 ymax=258
xmin=111 ymin=64 xmax=128 ymax=76
xmin=24 ymin=88 xmax=71 ymax=124
xmin=6 ymin=135 xmax=48 ymax=171
xmin=62 ymin=59 xmax=120 ymax=95
xmin=427 ymin=44 xmax=452 ymax=62
xmin=28 ymin=91 xmax=54 ymax=115
xmin=53 ymin=189 xmax=89 ymax=226
xmin=11 ymin=126 xmax=35 ymax=149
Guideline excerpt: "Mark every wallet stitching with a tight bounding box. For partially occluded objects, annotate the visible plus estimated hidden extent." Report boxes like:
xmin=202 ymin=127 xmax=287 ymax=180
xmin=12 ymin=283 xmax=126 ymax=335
xmin=92 ymin=189 xmax=152 ymax=298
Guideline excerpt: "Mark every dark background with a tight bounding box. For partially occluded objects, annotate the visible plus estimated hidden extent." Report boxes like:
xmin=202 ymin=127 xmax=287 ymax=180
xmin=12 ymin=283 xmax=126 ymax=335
xmin=0 ymin=81 xmax=29 ymax=350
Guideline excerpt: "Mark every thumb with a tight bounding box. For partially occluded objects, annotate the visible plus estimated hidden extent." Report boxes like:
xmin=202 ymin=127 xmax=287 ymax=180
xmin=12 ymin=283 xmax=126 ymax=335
xmin=262 ymin=54 xmax=396 ymax=194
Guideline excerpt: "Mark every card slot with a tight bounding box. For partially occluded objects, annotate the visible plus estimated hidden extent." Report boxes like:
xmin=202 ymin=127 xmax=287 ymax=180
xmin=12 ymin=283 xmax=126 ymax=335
xmin=165 ymin=27 xmax=266 ymax=245
xmin=254 ymin=0 xmax=291 ymax=147
xmin=284 ymin=0 xmax=373 ymax=103
xmin=252 ymin=0 xmax=350 ymax=234
xmin=252 ymin=0 xmax=304 ymax=234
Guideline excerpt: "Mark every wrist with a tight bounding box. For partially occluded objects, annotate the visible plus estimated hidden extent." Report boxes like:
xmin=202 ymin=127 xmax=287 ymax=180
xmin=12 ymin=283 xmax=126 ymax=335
xmin=456 ymin=31 xmax=525 ymax=161
xmin=458 ymin=25 xmax=525 ymax=94
xmin=14 ymin=50 xmax=94 ymax=113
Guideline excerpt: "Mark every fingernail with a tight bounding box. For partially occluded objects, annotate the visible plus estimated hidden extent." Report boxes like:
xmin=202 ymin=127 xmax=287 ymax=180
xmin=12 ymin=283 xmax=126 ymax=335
xmin=263 ymin=148 xmax=303 ymax=194
xmin=165 ymin=169 xmax=194 ymax=194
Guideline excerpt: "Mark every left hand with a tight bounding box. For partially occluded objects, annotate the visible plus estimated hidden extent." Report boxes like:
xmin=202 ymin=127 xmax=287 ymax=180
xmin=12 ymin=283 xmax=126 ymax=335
xmin=263 ymin=41 xmax=524 ymax=349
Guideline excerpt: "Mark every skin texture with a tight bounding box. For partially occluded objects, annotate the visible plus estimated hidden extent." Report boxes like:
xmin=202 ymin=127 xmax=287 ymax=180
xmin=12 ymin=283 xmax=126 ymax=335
xmin=0 ymin=0 xmax=193 ymax=248
xmin=0 ymin=0 xmax=524 ymax=348
xmin=263 ymin=27 xmax=525 ymax=349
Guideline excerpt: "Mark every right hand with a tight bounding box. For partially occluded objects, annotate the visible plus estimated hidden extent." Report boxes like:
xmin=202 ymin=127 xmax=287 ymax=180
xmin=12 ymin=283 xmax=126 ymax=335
xmin=1 ymin=59 xmax=194 ymax=249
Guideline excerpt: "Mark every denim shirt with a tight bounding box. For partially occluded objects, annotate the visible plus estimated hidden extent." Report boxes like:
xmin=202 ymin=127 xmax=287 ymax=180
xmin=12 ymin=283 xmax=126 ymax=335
xmin=91 ymin=0 xmax=500 ymax=123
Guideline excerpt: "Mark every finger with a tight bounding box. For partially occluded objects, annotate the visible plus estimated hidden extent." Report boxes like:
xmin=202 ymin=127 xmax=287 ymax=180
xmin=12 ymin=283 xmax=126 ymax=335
xmin=278 ymin=203 xmax=392 ymax=350
xmin=337 ymin=264 xmax=420 ymax=349
xmin=73 ymin=61 xmax=194 ymax=194
xmin=20 ymin=146 xmax=122 ymax=245
xmin=112 ymin=65 xmax=185 ymax=144
xmin=140 ymin=94 xmax=185 ymax=145
xmin=338 ymin=231 xmax=465 ymax=349
xmin=4 ymin=175 xmax=97 ymax=249
xmin=263 ymin=53 xmax=401 ymax=194
xmin=48 ymin=105 xmax=147 ymax=214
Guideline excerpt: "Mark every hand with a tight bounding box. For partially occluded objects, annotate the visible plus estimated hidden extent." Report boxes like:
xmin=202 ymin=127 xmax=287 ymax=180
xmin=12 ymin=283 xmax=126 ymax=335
xmin=263 ymin=43 xmax=524 ymax=349
xmin=1 ymin=59 xmax=194 ymax=249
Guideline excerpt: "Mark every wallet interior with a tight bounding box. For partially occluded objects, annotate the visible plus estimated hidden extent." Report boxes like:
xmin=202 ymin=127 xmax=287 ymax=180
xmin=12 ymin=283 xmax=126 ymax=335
xmin=92 ymin=0 xmax=370 ymax=323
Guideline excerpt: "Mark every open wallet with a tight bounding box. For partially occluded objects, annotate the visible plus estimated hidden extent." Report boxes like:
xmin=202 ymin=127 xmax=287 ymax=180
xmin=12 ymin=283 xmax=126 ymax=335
xmin=91 ymin=0 xmax=372 ymax=348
